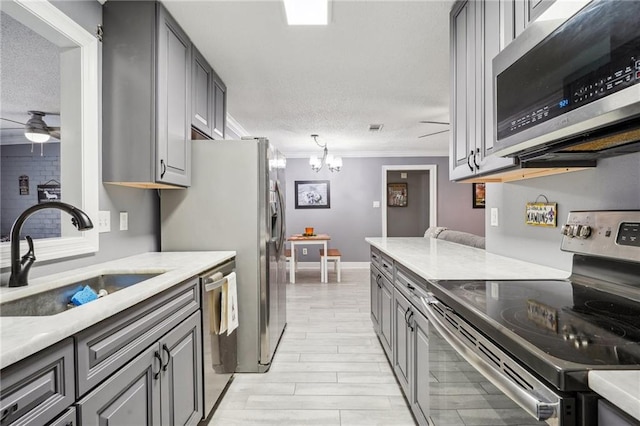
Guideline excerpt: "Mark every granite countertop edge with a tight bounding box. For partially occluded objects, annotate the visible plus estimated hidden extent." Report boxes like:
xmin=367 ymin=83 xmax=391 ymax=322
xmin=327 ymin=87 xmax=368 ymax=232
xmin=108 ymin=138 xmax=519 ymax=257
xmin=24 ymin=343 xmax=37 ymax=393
xmin=0 ymin=251 xmax=235 ymax=370
xmin=365 ymin=237 xmax=569 ymax=281
xmin=588 ymin=370 xmax=640 ymax=421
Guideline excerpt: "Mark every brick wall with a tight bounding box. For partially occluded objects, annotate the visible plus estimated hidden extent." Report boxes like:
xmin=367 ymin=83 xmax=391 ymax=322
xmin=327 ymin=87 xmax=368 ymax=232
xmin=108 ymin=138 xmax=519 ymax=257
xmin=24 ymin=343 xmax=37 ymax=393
xmin=1 ymin=143 xmax=61 ymax=240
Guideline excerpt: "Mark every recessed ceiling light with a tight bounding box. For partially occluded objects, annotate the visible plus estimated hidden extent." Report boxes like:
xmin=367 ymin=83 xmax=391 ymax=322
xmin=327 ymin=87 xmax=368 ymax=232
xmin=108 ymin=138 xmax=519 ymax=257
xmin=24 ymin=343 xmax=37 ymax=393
xmin=369 ymin=124 xmax=384 ymax=132
xmin=283 ymin=0 xmax=328 ymax=25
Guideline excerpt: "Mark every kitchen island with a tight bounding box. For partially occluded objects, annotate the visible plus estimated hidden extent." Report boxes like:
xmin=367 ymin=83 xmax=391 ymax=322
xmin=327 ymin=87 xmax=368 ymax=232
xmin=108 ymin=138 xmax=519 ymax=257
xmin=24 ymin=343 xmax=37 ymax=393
xmin=366 ymin=237 xmax=639 ymax=425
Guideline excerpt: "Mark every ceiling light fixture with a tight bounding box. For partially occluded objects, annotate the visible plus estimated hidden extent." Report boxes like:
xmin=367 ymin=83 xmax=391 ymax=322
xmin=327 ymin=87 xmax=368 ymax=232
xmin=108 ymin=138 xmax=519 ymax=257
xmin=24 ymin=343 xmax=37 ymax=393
xmin=283 ymin=0 xmax=328 ymax=25
xmin=309 ymin=134 xmax=342 ymax=172
xmin=24 ymin=111 xmax=51 ymax=143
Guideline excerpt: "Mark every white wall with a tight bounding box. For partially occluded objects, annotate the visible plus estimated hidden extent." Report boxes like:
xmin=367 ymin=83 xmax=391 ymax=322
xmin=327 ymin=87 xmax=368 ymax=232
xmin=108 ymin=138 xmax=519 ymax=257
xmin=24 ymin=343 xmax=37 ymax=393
xmin=485 ymin=152 xmax=640 ymax=271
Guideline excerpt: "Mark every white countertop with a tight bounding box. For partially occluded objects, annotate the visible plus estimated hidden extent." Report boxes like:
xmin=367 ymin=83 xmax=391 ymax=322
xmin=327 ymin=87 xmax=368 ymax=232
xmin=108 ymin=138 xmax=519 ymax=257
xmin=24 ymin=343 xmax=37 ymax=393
xmin=0 ymin=251 xmax=235 ymax=369
xmin=366 ymin=237 xmax=569 ymax=281
xmin=589 ymin=371 xmax=640 ymax=421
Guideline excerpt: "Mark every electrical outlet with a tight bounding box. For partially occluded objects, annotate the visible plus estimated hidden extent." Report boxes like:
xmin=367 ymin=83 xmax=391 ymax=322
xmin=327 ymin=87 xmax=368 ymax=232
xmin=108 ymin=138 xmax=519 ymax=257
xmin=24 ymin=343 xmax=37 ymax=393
xmin=491 ymin=208 xmax=499 ymax=227
xmin=98 ymin=211 xmax=110 ymax=233
xmin=302 ymin=248 xmax=308 ymax=255
xmin=119 ymin=212 xmax=128 ymax=231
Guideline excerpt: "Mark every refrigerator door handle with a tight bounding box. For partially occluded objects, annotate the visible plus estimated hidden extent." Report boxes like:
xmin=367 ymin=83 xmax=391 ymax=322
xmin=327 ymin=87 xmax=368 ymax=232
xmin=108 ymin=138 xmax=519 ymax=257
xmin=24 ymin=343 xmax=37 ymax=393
xmin=277 ymin=182 xmax=286 ymax=252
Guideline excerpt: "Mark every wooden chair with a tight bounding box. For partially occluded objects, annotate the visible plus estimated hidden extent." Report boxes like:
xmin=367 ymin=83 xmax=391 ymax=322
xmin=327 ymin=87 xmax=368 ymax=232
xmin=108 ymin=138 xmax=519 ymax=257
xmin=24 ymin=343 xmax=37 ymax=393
xmin=319 ymin=248 xmax=341 ymax=282
xmin=285 ymin=248 xmax=297 ymax=274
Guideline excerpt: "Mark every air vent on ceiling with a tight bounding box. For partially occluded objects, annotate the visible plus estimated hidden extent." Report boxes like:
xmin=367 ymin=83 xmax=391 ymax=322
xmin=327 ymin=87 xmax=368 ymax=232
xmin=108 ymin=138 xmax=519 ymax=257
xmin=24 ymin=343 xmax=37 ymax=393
xmin=369 ymin=124 xmax=384 ymax=132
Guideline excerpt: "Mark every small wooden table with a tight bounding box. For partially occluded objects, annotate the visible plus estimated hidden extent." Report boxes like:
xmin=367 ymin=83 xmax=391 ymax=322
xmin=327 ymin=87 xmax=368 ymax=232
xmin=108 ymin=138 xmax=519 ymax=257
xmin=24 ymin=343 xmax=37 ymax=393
xmin=287 ymin=234 xmax=331 ymax=283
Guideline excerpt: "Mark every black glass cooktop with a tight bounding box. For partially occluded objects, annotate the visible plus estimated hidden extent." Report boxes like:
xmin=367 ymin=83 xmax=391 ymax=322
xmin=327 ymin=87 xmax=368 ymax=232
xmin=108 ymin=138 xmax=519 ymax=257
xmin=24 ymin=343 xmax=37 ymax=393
xmin=434 ymin=279 xmax=640 ymax=366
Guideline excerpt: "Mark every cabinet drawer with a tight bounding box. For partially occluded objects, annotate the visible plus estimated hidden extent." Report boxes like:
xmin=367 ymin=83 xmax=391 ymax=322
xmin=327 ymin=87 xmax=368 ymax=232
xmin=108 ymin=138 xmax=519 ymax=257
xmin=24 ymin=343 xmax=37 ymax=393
xmin=379 ymin=253 xmax=394 ymax=281
xmin=76 ymin=278 xmax=199 ymax=397
xmin=48 ymin=407 xmax=76 ymax=426
xmin=370 ymin=248 xmax=381 ymax=269
xmin=0 ymin=339 xmax=74 ymax=426
xmin=395 ymin=264 xmax=428 ymax=293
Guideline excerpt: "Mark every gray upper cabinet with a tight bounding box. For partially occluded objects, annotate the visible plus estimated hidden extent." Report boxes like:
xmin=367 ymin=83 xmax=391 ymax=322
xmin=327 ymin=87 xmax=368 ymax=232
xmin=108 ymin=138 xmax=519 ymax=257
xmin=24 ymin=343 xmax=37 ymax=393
xmin=191 ymin=47 xmax=214 ymax=138
xmin=103 ymin=1 xmax=192 ymax=188
xmin=449 ymin=0 xmax=515 ymax=181
xmin=212 ymin=74 xmax=227 ymax=139
xmin=191 ymin=48 xmax=227 ymax=140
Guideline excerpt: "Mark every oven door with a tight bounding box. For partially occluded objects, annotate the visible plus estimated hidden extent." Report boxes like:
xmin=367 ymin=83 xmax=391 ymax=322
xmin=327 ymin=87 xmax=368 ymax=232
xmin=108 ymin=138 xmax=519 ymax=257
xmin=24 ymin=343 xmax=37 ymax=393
xmin=419 ymin=292 xmax=574 ymax=426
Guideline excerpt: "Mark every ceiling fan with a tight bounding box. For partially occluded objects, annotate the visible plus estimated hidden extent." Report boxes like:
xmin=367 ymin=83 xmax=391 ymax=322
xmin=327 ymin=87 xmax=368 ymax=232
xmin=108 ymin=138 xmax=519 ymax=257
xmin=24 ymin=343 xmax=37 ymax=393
xmin=1 ymin=111 xmax=61 ymax=142
xmin=418 ymin=120 xmax=449 ymax=139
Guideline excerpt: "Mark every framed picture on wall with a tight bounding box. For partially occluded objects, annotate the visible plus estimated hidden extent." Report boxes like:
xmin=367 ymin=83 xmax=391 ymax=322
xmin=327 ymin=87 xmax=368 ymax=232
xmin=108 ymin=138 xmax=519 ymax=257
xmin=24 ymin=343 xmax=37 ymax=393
xmin=387 ymin=183 xmax=408 ymax=207
xmin=472 ymin=183 xmax=485 ymax=208
xmin=295 ymin=180 xmax=330 ymax=209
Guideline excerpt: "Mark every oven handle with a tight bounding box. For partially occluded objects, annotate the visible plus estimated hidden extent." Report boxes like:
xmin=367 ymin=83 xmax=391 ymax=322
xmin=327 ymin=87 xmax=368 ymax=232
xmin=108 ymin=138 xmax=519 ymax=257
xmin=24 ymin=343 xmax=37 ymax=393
xmin=420 ymin=294 xmax=559 ymax=422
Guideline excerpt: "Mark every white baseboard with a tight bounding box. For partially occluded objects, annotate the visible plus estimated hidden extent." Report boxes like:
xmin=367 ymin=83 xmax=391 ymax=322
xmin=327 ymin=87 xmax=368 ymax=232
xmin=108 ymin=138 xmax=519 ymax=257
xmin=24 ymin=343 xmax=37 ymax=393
xmin=294 ymin=262 xmax=370 ymax=269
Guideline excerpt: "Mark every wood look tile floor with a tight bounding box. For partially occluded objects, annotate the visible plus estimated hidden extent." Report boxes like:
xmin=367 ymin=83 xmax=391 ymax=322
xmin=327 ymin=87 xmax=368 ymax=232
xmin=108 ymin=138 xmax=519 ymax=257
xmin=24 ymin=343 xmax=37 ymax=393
xmin=209 ymin=269 xmax=416 ymax=426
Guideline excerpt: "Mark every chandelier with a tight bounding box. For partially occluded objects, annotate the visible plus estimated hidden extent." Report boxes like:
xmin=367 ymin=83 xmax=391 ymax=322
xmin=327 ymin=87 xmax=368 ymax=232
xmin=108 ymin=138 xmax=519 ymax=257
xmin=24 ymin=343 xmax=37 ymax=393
xmin=309 ymin=134 xmax=342 ymax=172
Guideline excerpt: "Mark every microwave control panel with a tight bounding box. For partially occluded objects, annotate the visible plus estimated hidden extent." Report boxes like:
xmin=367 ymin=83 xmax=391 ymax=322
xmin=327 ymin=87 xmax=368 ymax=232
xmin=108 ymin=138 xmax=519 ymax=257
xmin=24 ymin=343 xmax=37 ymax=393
xmin=497 ymin=54 xmax=640 ymax=141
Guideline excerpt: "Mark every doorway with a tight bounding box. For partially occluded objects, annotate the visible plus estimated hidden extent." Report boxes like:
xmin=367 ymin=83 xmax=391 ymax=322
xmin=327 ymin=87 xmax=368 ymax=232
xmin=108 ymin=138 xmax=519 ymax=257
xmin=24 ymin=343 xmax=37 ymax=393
xmin=382 ymin=165 xmax=437 ymax=237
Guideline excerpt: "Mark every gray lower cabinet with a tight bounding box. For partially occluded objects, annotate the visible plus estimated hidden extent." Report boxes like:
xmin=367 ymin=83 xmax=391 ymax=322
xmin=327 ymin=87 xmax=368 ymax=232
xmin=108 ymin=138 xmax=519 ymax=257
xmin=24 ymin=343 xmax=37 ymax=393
xmin=48 ymin=407 xmax=77 ymax=426
xmin=409 ymin=307 xmax=429 ymax=425
xmin=371 ymin=264 xmax=393 ymax=359
xmin=393 ymin=289 xmax=430 ymax=426
xmin=0 ymin=338 xmax=75 ymax=426
xmin=393 ymin=290 xmax=411 ymax=397
xmin=78 ymin=312 xmax=203 ymax=426
xmin=102 ymin=1 xmax=192 ymax=188
xmin=370 ymin=267 xmax=381 ymax=331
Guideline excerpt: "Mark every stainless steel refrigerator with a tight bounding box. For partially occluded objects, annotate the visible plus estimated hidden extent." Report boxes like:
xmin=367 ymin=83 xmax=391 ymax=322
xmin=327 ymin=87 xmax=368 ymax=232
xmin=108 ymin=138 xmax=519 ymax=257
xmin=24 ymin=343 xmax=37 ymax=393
xmin=161 ymin=137 xmax=287 ymax=373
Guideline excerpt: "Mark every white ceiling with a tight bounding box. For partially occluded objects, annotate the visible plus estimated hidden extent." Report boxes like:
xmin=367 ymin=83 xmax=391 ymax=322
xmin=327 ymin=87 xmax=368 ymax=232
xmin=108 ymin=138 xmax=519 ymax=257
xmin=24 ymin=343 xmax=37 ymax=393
xmin=162 ymin=0 xmax=453 ymax=157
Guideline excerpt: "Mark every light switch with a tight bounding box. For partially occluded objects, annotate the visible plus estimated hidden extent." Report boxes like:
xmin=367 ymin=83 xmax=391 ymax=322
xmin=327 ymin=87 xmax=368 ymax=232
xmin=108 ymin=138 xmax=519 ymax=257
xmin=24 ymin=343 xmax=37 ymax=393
xmin=98 ymin=211 xmax=110 ymax=233
xmin=119 ymin=212 xmax=128 ymax=231
xmin=491 ymin=208 xmax=499 ymax=227
xmin=373 ymin=201 xmax=380 ymax=208
xmin=400 ymin=172 xmax=407 ymax=179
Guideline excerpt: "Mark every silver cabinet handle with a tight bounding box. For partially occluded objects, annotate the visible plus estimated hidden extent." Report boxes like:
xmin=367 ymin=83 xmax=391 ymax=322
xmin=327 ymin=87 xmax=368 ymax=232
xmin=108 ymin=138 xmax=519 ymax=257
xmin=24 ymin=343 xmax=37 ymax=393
xmin=421 ymin=295 xmax=560 ymax=421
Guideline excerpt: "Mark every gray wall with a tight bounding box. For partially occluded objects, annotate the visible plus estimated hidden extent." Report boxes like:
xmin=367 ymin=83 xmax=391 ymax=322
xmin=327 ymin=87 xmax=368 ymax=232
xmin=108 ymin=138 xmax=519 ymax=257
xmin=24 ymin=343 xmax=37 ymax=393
xmin=1 ymin=143 xmax=61 ymax=239
xmin=285 ymin=156 xmax=484 ymax=262
xmin=485 ymin=152 xmax=640 ymax=271
xmin=387 ymin=170 xmax=430 ymax=237
xmin=1 ymin=0 xmax=159 ymax=282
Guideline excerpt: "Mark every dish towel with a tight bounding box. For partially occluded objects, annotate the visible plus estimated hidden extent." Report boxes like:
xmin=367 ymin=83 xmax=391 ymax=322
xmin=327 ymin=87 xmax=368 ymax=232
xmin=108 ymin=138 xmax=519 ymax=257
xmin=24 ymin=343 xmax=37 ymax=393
xmin=225 ymin=272 xmax=239 ymax=336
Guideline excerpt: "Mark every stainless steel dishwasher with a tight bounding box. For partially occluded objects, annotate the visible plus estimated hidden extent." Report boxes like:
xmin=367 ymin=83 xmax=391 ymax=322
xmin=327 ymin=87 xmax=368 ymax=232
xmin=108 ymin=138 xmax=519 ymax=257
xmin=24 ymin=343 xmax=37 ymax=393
xmin=200 ymin=258 xmax=237 ymax=422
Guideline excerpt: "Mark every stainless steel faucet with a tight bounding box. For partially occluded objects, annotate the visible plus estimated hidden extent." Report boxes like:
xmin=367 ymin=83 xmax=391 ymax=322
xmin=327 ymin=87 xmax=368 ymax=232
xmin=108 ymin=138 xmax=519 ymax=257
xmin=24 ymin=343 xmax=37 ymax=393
xmin=9 ymin=202 xmax=94 ymax=287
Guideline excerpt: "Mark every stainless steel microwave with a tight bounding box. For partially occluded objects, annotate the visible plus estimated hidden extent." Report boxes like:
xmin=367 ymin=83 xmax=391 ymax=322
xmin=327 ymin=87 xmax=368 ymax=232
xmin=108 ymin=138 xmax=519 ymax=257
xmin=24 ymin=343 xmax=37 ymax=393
xmin=493 ymin=0 xmax=640 ymax=162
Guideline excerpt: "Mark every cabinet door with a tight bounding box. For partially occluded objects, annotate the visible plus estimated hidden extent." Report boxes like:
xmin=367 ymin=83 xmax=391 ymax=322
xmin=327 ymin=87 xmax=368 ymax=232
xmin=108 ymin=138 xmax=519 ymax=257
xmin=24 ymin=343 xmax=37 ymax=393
xmin=409 ymin=310 xmax=430 ymax=426
xmin=370 ymin=268 xmax=381 ymax=331
xmin=159 ymin=313 xmax=203 ymax=426
xmin=478 ymin=0 xmax=516 ymax=173
xmin=392 ymin=290 xmax=411 ymax=397
xmin=212 ymin=75 xmax=226 ymax=139
xmin=157 ymin=4 xmax=192 ymax=187
xmin=379 ymin=275 xmax=394 ymax=359
xmin=0 ymin=339 xmax=74 ymax=426
xmin=450 ymin=0 xmax=477 ymax=180
xmin=78 ymin=344 xmax=161 ymax=426
xmin=527 ymin=0 xmax=554 ymax=24
xmin=191 ymin=47 xmax=213 ymax=137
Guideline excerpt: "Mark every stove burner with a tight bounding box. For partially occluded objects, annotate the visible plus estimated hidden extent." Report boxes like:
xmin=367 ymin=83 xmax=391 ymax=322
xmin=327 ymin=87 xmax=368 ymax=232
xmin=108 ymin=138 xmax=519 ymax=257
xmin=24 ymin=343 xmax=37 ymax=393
xmin=584 ymin=300 xmax=639 ymax=316
xmin=458 ymin=282 xmax=541 ymax=300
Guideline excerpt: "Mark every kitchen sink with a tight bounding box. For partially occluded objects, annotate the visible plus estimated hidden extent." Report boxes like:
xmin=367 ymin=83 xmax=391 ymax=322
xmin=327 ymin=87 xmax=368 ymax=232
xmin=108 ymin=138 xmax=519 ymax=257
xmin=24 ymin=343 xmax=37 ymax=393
xmin=0 ymin=273 xmax=162 ymax=317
